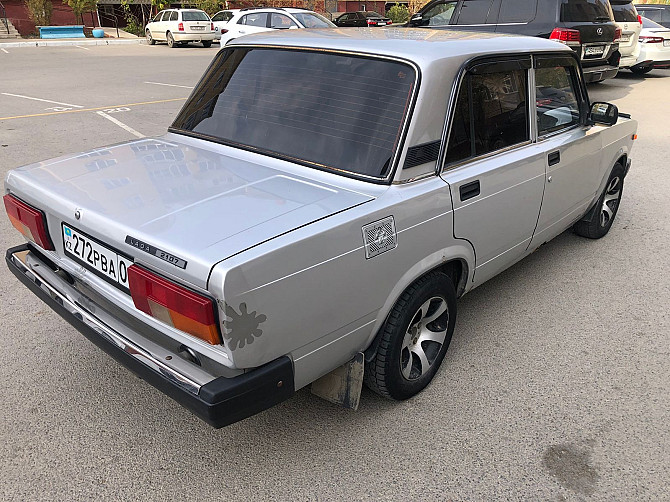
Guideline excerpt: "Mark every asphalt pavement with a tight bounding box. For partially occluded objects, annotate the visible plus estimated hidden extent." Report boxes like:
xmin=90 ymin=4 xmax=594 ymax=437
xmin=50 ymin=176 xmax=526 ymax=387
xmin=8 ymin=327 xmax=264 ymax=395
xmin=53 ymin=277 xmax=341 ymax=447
xmin=0 ymin=44 xmax=668 ymax=501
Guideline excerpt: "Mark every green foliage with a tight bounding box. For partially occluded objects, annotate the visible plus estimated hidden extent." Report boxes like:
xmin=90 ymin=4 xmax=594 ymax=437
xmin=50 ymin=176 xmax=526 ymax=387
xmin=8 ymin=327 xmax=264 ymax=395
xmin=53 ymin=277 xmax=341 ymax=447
xmin=25 ymin=0 xmax=53 ymax=26
xmin=66 ymin=0 xmax=98 ymax=23
xmin=119 ymin=0 xmax=144 ymax=36
xmin=387 ymin=3 xmax=410 ymax=23
xmin=181 ymin=0 xmax=222 ymax=16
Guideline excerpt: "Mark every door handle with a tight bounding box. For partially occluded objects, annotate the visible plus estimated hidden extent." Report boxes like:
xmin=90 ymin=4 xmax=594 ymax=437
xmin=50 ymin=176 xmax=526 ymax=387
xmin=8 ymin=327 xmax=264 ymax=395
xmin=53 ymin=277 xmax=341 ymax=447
xmin=548 ymin=150 xmax=561 ymax=166
xmin=459 ymin=180 xmax=480 ymax=201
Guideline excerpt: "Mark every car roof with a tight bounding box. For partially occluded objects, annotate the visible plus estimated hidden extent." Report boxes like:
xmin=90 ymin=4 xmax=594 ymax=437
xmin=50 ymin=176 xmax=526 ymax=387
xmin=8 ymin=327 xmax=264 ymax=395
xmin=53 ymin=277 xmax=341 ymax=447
xmin=227 ymin=28 xmax=573 ymax=67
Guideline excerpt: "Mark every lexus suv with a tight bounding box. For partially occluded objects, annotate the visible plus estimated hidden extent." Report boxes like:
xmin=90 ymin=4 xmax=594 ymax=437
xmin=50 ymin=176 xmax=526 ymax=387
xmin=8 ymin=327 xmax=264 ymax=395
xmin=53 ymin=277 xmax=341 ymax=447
xmin=407 ymin=0 xmax=621 ymax=82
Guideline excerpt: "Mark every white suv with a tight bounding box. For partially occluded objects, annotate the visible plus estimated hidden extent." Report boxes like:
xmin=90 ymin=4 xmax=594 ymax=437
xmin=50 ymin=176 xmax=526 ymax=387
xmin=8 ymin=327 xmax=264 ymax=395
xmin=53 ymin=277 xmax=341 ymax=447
xmin=216 ymin=7 xmax=335 ymax=45
xmin=611 ymin=1 xmax=642 ymax=69
xmin=145 ymin=9 xmax=216 ymax=48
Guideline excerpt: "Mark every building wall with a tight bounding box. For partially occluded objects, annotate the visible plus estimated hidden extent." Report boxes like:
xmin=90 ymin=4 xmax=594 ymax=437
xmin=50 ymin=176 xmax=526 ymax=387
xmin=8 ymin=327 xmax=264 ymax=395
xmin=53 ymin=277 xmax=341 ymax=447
xmin=336 ymin=1 xmax=387 ymax=14
xmin=4 ymin=0 xmax=77 ymax=36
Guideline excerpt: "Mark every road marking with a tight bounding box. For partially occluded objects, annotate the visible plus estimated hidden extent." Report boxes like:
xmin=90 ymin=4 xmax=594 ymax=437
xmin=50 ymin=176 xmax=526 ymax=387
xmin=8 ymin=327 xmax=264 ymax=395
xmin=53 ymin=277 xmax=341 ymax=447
xmin=1 ymin=92 xmax=84 ymax=108
xmin=145 ymin=81 xmax=194 ymax=89
xmin=0 ymin=97 xmax=187 ymax=121
xmin=97 ymin=111 xmax=145 ymax=138
xmin=1 ymin=48 xmax=8 ymax=54
xmin=75 ymin=45 xmax=90 ymax=51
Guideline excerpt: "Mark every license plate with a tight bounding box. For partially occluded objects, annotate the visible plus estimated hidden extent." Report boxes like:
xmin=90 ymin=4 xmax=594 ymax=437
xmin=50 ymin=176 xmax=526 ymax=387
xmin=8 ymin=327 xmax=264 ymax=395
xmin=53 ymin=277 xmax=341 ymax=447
xmin=62 ymin=223 xmax=133 ymax=290
xmin=664 ymin=40 xmax=670 ymax=47
xmin=585 ymin=45 xmax=605 ymax=56
xmin=621 ymin=34 xmax=631 ymax=42
xmin=192 ymin=26 xmax=205 ymax=30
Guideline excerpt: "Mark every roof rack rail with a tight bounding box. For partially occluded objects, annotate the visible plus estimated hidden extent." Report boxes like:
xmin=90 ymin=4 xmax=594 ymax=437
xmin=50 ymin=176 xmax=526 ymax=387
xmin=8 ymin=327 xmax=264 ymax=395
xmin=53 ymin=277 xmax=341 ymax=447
xmin=240 ymin=6 xmax=286 ymax=11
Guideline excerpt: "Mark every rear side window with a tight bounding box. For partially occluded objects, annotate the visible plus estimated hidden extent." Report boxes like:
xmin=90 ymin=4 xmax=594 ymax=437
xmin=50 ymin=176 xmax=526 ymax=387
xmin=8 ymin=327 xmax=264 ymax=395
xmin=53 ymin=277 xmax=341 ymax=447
xmin=560 ymin=0 xmax=613 ymax=22
xmin=455 ymin=0 xmax=496 ymax=25
xmin=612 ymin=3 xmax=638 ymax=23
xmin=498 ymin=0 xmax=537 ymax=23
xmin=182 ymin=11 xmax=209 ymax=21
xmin=535 ymin=63 xmax=581 ymax=136
xmin=270 ymin=13 xmax=297 ymax=28
xmin=446 ymin=65 xmax=529 ymax=164
xmin=170 ymin=11 xmax=178 ymax=22
xmin=171 ymin=48 xmax=416 ymax=180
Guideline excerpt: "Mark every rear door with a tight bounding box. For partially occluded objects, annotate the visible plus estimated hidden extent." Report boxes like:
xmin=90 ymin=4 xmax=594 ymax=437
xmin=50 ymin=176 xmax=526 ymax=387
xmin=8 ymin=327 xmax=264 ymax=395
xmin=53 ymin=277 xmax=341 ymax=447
xmin=452 ymin=0 xmax=498 ymax=31
xmin=559 ymin=0 xmax=617 ymax=65
xmin=440 ymin=56 xmax=546 ymax=286
xmin=236 ymin=12 xmax=271 ymax=36
xmin=181 ymin=11 xmax=211 ymax=35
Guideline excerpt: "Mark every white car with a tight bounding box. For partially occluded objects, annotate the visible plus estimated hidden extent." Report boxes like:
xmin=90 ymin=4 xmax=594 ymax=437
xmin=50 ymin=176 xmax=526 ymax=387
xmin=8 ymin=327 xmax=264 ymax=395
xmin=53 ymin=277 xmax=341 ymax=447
xmin=216 ymin=7 xmax=335 ymax=45
xmin=611 ymin=0 xmax=642 ymax=69
xmin=145 ymin=9 xmax=216 ymax=48
xmin=211 ymin=9 xmax=240 ymax=39
xmin=631 ymin=16 xmax=670 ymax=74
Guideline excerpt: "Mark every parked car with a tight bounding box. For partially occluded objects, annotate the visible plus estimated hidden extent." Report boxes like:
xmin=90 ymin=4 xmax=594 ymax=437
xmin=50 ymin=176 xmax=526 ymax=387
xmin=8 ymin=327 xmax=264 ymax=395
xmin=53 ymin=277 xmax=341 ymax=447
xmin=631 ymin=16 xmax=670 ymax=73
xmin=406 ymin=0 xmax=622 ymax=83
xmin=611 ymin=0 xmax=642 ymax=69
xmin=216 ymin=7 xmax=335 ymax=44
xmin=211 ymin=9 xmax=240 ymax=39
xmin=4 ymin=29 xmax=637 ymax=428
xmin=635 ymin=3 xmax=670 ymax=29
xmin=334 ymin=11 xmax=392 ymax=27
xmin=145 ymin=8 xmax=215 ymax=48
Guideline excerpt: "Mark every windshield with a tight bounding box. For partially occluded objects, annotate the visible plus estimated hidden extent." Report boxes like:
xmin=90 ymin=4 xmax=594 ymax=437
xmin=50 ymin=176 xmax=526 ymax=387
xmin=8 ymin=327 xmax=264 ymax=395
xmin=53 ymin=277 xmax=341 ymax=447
xmin=171 ymin=48 xmax=416 ymax=180
xmin=182 ymin=11 xmax=210 ymax=21
xmin=292 ymin=12 xmax=336 ymax=28
xmin=560 ymin=0 xmax=613 ymax=22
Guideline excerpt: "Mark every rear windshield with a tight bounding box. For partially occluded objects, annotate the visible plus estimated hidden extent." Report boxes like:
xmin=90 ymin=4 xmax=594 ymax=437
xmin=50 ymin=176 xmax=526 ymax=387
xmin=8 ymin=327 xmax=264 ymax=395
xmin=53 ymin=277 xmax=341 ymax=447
xmin=560 ymin=0 xmax=612 ymax=22
xmin=639 ymin=8 xmax=666 ymax=23
xmin=182 ymin=11 xmax=210 ymax=21
xmin=613 ymin=3 xmax=637 ymax=23
xmin=291 ymin=12 xmax=335 ymax=27
xmin=641 ymin=16 xmax=664 ymax=29
xmin=364 ymin=12 xmax=383 ymax=17
xmin=171 ymin=48 xmax=416 ymax=180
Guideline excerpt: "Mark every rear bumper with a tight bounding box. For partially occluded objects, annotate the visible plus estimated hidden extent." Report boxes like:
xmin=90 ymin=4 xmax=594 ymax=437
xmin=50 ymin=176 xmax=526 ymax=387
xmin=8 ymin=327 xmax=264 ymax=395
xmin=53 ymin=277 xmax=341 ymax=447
xmin=5 ymin=244 xmax=294 ymax=428
xmin=619 ymin=54 xmax=639 ymax=69
xmin=172 ymin=32 xmax=216 ymax=42
xmin=582 ymin=64 xmax=619 ymax=83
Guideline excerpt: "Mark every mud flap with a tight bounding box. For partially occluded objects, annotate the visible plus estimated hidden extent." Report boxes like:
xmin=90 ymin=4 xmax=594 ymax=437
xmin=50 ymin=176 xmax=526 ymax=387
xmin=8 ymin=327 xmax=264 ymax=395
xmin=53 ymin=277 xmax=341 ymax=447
xmin=310 ymin=352 xmax=364 ymax=410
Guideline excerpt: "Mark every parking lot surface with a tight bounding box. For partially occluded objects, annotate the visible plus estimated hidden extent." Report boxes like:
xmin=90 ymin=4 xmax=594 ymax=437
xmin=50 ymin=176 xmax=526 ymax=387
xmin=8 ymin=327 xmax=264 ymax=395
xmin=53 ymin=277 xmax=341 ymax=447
xmin=1 ymin=45 xmax=669 ymax=501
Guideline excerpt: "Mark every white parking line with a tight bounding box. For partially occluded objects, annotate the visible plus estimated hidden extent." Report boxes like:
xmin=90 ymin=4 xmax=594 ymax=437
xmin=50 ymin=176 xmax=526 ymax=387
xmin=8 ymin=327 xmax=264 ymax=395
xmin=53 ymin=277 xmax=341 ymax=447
xmin=144 ymin=81 xmax=194 ymax=89
xmin=75 ymin=45 xmax=91 ymax=51
xmin=1 ymin=48 xmax=8 ymax=54
xmin=96 ymin=110 xmax=145 ymax=138
xmin=1 ymin=92 xmax=84 ymax=108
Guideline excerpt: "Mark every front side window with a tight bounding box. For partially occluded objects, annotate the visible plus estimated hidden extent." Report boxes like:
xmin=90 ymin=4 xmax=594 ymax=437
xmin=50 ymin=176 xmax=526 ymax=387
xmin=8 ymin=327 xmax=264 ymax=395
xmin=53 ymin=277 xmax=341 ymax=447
xmin=445 ymin=66 xmax=529 ymax=164
xmin=240 ymin=13 xmax=267 ymax=26
xmin=422 ymin=1 xmax=458 ymax=26
xmin=171 ymin=48 xmax=416 ymax=180
xmin=153 ymin=11 xmax=164 ymax=22
xmin=535 ymin=63 xmax=581 ymax=136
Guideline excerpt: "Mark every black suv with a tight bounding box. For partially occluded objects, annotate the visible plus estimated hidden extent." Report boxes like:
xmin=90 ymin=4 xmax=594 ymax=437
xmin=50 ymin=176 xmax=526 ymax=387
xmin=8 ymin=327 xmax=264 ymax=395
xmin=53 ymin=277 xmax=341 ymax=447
xmin=407 ymin=0 xmax=621 ymax=82
xmin=636 ymin=4 xmax=670 ymax=28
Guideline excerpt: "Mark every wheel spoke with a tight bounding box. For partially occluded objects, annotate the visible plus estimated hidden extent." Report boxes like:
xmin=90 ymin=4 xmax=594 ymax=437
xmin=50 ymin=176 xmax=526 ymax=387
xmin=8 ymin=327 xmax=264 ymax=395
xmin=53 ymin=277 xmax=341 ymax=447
xmin=401 ymin=350 xmax=413 ymax=379
xmin=607 ymin=177 xmax=620 ymax=193
xmin=417 ymin=299 xmax=432 ymax=321
xmin=423 ymin=299 xmax=447 ymax=324
xmin=603 ymin=191 xmax=620 ymax=205
xmin=418 ymin=326 xmax=447 ymax=346
xmin=411 ymin=344 xmax=430 ymax=377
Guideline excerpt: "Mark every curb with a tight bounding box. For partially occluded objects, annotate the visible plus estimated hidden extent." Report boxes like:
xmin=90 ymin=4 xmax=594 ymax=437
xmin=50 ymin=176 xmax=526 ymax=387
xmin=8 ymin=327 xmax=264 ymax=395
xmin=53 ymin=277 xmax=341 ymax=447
xmin=0 ymin=38 xmax=147 ymax=48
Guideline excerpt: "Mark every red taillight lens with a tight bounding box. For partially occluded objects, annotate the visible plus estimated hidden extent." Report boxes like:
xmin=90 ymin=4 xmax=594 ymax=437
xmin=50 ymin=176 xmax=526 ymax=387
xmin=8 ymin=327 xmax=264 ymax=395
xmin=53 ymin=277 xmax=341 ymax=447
xmin=211 ymin=22 xmax=214 ymax=30
xmin=638 ymin=15 xmax=642 ymax=25
xmin=640 ymin=36 xmax=664 ymax=43
xmin=550 ymin=27 xmax=581 ymax=45
xmin=3 ymin=194 xmax=54 ymax=250
xmin=367 ymin=20 xmax=377 ymax=25
xmin=614 ymin=27 xmax=622 ymax=42
xmin=178 ymin=22 xmax=184 ymax=31
xmin=128 ymin=265 xmax=221 ymax=345
xmin=221 ymin=29 xmax=228 ymax=34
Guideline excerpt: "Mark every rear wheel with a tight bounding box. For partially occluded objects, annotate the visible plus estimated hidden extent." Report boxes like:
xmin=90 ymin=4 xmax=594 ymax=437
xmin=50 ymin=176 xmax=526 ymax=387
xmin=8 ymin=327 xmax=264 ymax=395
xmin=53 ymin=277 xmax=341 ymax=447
xmin=167 ymin=32 xmax=175 ymax=48
xmin=631 ymin=66 xmax=652 ymax=75
xmin=574 ymin=163 xmax=625 ymax=239
xmin=202 ymin=40 xmax=212 ymax=48
xmin=364 ymin=271 xmax=457 ymax=400
xmin=145 ymin=29 xmax=155 ymax=45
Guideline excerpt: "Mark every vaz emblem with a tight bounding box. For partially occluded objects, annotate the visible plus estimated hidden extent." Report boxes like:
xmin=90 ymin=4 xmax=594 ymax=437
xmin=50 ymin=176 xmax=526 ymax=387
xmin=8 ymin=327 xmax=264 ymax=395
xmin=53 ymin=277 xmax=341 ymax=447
xmin=597 ymin=27 xmax=603 ymax=35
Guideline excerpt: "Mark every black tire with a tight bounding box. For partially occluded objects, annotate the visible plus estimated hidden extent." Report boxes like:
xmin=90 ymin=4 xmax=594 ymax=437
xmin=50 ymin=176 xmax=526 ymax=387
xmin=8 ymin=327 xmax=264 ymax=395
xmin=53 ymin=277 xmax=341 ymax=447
xmin=167 ymin=32 xmax=175 ymax=48
xmin=631 ymin=66 xmax=652 ymax=75
xmin=364 ymin=271 xmax=457 ymax=400
xmin=573 ymin=163 xmax=625 ymax=239
xmin=146 ymin=29 xmax=155 ymax=45
xmin=202 ymin=40 xmax=212 ymax=48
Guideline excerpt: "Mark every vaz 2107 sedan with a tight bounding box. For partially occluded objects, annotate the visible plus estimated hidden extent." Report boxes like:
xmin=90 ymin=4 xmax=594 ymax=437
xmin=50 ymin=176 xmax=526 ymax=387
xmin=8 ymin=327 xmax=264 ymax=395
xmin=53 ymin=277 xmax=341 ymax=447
xmin=4 ymin=29 xmax=637 ymax=427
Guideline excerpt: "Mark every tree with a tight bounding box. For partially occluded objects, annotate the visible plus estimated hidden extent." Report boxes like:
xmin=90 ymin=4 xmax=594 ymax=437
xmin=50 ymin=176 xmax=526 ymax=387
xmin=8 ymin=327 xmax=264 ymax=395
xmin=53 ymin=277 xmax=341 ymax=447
xmin=66 ymin=0 xmax=98 ymax=24
xmin=25 ymin=0 xmax=53 ymax=26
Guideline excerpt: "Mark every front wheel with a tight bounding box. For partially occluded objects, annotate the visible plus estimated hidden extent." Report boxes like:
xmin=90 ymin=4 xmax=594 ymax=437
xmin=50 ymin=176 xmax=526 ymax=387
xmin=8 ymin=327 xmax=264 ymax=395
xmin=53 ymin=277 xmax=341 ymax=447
xmin=146 ymin=29 xmax=155 ymax=45
xmin=574 ymin=163 xmax=625 ymax=239
xmin=364 ymin=271 xmax=457 ymax=400
xmin=166 ymin=32 xmax=175 ymax=48
xmin=202 ymin=40 xmax=212 ymax=48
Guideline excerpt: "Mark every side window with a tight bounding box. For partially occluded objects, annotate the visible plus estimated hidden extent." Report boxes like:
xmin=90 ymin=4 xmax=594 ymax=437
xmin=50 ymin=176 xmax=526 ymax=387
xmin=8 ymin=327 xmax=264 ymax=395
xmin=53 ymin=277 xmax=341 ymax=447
xmin=212 ymin=13 xmax=224 ymax=22
xmin=498 ymin=0 xmax=537 ymax=23
xmin=445 ymin=67 xmax=529 ymax=164
xmin=153 ymin=11 xmax=164 ymax=22
xmin=170 ymin=11 xmax=178 ymax=22
xmin=422 ymin=1 xmax=459 ymax=26
xmin=240 ymin=13 xmax=267 ymax=27
xmin=455 ymin=0 xmax=496 ymax=25
xmin=535 ymin=64 xmax=581 ymax=136
xmin=270 ymin=13 xmax=297 ymax=28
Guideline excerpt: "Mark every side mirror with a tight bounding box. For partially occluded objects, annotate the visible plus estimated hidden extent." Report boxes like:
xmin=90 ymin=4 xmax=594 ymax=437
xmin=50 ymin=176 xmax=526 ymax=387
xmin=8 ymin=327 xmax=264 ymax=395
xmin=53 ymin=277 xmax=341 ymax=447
xmin=408 ymin=13 xmax=423 ymax=26
xmin=589 ymin=102 xmax=618 ymax=126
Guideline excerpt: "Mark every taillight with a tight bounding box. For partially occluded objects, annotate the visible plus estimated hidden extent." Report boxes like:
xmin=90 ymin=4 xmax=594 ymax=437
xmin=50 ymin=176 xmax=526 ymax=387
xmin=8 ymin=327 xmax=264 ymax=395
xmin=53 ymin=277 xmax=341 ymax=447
xmin=639 ymin=36 xmax=664 ymax=43
xmin=3 ymin=194 xmax=54 ymax=250
xmin=550 ymin=27 xmax=581 ymax=45
xmin=614 ymin=27 xmax=622 ymax=42
xmin=638 ymin=15 xmax=642 ymax=25
xmin=221 ymin=29 xmax=228 ymax=34
xmin=128 ymin=265 xmax=221 ymax=345
xmin=367 ymin=20 xmax=377 ymax=25
xmin=211 ymin=22 xmax=214 ymax=30
xmin=178 ymin=22 xmax=184 ymax=31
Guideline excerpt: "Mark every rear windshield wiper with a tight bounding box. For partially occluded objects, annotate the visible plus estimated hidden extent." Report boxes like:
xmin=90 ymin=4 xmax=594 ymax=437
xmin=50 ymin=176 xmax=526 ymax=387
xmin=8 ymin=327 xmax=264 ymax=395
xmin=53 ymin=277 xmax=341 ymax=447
xmin=594 ymin=16 xmax=611 ymax=21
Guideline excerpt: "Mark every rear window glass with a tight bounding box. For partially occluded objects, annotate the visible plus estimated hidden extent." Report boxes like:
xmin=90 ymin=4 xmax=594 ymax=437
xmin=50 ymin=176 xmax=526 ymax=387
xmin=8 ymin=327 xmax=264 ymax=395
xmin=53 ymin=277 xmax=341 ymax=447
xmin=613 ymin=3 xmax=637 ymax=23
xmin=292 ymin=12 xmax=335 ymax=27
xmin=639 ymin=8 xmax=664 ymax=23
xmin=171 ymin=48 xmax=416 ymax=180
xmin=182 ymin=11 xmax=209 ymax=21
xmin=641 ymin=16 xmax=664 ymax=29
xmin=499 ymin=0 xmax=537 ymax=23
xmin=560 ymin=0 xmax=612 ymax=22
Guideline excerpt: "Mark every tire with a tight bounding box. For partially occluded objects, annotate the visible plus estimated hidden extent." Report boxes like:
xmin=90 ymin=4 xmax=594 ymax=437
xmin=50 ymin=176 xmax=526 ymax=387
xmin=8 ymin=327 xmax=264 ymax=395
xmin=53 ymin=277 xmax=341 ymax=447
xmin=146 ymin=29 xmax=155 ymax=45
xmin=202 ymin=40 xmax=212 ymax=48
xmin=573 ymin=163 xmax=625 ymax=239
xmin=167 ymin=32 xmax=175 ymax=48
xmin=364 ymin=271 xmax=457 ymax=400
xmin=631 ymin=66 xmax=652 ymax=75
